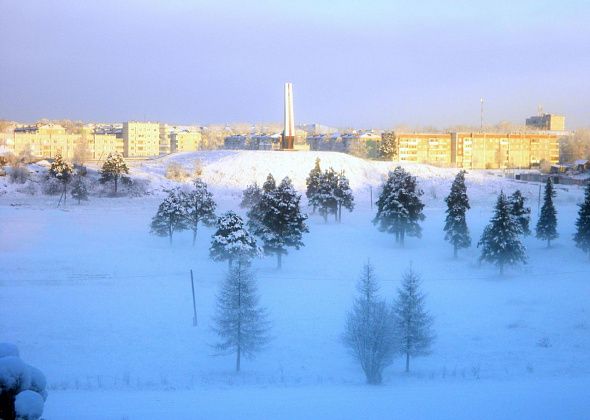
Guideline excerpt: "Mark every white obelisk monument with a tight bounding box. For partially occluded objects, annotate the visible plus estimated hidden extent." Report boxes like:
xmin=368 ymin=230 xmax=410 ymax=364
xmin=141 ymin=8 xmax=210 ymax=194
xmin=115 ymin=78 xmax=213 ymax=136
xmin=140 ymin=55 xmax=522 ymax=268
xmin=282 ymin=82 xmax=295 ymax=149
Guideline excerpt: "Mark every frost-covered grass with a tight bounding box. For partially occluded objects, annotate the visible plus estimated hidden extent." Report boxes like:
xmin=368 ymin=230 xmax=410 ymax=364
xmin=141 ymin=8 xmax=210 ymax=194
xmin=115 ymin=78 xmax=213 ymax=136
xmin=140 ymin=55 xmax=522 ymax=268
xmin=1 ymin=151 xmax=590 ymax=418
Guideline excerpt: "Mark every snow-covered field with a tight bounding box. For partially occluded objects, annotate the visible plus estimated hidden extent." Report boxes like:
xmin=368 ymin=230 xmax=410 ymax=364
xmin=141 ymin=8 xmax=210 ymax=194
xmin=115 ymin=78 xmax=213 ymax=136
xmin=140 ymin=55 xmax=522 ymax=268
xmin=1 ymin=151 xmax=590 ymax=419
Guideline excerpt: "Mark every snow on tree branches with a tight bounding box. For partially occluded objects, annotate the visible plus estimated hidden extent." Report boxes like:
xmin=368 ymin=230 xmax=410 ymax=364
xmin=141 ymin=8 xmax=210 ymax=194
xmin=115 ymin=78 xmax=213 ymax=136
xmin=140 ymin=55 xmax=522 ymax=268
xmin=48 ymin=153 xmax=74 ymax=205
xmin=508 ymin=190 xmax=531 ymax=236
xmin=212 ymin=261 xmax=270 ymax=372
xmin=536 ymin=177 xmax=558 ymax=247
xmin=574 ymin=183 xmax=590 ymax=259
xmin=392 ymin=268 xmax=435 ymax=373
xmin=444 ymin=170 xmax=471 ymax=258
xmin=478 ymin=191 xmax=527 ymax=274
xmin=210 ymin=211 xmax=260 ymax=267
xmin=373 ymin=166 xmax=425 ymax=246
xmin=182 ymin=179 xmax=216 ymax=246
xmin=240 ymin=182 xmax=262 ymax=210
xmin=150 ymin=188 xmax=188 ymax=244
xmin=99 ymin=153 xmax=129 ymax=195
xmin=248 ymin=175 xmax=308 ymax=269
xmin=343 ymin=262 xmax=396 ymax=384
xmin=306 ymin=158 xmax=322 ymax=213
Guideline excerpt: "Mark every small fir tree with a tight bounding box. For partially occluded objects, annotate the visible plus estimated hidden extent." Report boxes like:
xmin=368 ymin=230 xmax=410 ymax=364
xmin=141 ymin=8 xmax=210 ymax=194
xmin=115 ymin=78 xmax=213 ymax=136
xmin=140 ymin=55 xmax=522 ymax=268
xmin=508 ymin=190 xmax=531 ymax=236
xmin=306 ymin=158 xmax=322 ymax=213
xmin=210 ymin=211 xmax=260 ymax=268
xmin=182 ymin=179 xmax=217 ymax=246
xmin=573 ymin=183 xmax=590 ymax=259
xmin=70 ymin=176 xmax=89 ymax=204
xmin=478 ymin=191 xmax=527 ymax=274
xmin=343 ymin=262 xmax=396 ymax=384
xmin=212 ymin=261 xmax=271 ymax=372
xmin=99 ymin=152 xmax=129 ymax=195
xmin=310 ymin=168 xmax=338 ymax=223
xmin=443 ymin=170 xmax=471 ymax=258
xmin=247 ymin=174 xmax=277 ymax=234
xmin=240 ymin=182 xmax=262 ymax=210
xmin=150 ymin=188 xmax=188 ymax=244
xmin=373 ymin=167 xmax=425 ymax=246
xmin=536 ymin=178 xmax=558 ymax=247
xmin=49 ymin=153 xmax=74 ymax=205
xmin=249 ymin=176 xmax=308 ymax=269
xmin=392 ymin=268 xmax=435 ymax=373
xmin=334 ymin=170 xmax=354 ymax=223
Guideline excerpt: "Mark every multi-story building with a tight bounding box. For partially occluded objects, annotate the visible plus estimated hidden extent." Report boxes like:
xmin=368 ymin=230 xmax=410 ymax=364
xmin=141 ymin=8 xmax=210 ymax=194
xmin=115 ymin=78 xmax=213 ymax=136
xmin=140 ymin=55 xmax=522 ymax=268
xmin=308 ymin=131 xmax=381 ymax=158
xmin=159 ymin=124 xmax=171 ymax=155
xmin=525 ymin=113 xmax=565 ymax=131
xmin=382 ymin=131 xmax=559 ymax=169
xmin=170 ymin=130 xmax=202 ymax=152
xmin=224 ymin=133 xmax=281 ymax=150
xmin=122 ymin=121 xmax=160 ymax=157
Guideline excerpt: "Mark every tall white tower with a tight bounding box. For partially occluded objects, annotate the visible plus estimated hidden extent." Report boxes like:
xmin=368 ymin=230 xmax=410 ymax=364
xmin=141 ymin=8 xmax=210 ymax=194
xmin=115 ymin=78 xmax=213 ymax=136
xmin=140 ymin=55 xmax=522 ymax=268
xmin=282 ymin=82 xmax=295 ymax=149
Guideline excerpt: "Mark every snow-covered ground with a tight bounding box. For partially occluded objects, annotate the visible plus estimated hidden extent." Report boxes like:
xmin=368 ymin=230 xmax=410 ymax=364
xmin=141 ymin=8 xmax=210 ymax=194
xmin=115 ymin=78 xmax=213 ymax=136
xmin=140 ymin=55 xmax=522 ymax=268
xmin=1 ymin=151 xmax=589 ymax=419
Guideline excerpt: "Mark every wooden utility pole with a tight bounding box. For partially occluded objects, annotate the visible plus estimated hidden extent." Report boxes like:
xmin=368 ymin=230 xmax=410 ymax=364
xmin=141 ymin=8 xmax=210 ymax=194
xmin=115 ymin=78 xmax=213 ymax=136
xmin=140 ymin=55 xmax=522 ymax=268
xmin=190 ymin=269 xmax=197 ymax=326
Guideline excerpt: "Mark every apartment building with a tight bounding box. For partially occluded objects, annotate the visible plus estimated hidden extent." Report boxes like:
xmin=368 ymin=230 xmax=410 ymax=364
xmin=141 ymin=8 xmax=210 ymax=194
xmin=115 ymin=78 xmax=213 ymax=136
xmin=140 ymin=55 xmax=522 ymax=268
xmin=123 ymin=121 xmax=160 ymax=157
xmin=170 ymin=130 xmax=201 ymax=152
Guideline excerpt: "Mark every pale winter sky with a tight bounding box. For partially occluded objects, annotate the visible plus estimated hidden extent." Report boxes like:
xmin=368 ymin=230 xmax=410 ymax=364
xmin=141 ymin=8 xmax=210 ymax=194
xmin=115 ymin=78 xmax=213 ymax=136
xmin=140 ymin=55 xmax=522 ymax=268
xmin=1 ymin=0 xmax=589 ymax=129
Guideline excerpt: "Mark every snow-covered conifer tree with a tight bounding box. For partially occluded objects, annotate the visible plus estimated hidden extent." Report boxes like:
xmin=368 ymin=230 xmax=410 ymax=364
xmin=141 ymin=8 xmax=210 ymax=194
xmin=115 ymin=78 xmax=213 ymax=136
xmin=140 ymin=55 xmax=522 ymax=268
xmin=392 ymin=268 xmax=434 ymax=373
xmin=249 ymin=177 xmax=308 ymax=268
xmin=210 ymin=211 xmax=260 ymax=267
xmin=150 ymin=188 xmax=188 ymax=244
xmin=443 ymin=170 xmax=471 ymax=257
xmin=342 ymin=263 xmax=396 ymax=384
xmin=247 ymin=174 xmax=276 ymax=234
xmin=478 ymin=191 xmax=527 ymax=274
xmin=574 ymin=183 xmax=590 ymax=259
xmin=536 ymin=177 xmax=558 ymax=247
xmin=379 ymin=133 xmax=397 ymax=160
xmin=48 ymin=153 xmax=74 ymax=205
xmin=310 ymin=168 xmax=338 ymax=222
xmin=99 ymin=152 xmax=129 ymax=195
xmin=70 ymin=176 xmax=89 ymax=204
xmin=508 ymin=190 xmax=531 ymax=236
xmin=212 ymin=261 xmax=270 ymax=372
xmin=182 ymin=179 xmax=216 ymax=246
xmin=240 ymin=182 xmax=262 ymax=210
xmin=335 ymin=170 xmax=354 ymax=223
xmin=305 ymin=158 xmax=322 ymax=213
xmin=373 ymin=167 xmax=425 ymax=246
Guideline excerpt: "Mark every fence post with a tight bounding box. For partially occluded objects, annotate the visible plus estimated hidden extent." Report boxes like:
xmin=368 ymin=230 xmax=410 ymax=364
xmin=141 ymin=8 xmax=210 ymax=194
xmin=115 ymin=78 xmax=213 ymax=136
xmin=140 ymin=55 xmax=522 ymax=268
xmin=190 ymin=269 xmax=197 ymax=326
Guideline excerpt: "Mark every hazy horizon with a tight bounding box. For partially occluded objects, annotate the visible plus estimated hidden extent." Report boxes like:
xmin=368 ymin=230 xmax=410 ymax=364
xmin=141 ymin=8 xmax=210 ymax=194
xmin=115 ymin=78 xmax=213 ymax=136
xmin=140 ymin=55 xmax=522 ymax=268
xmin=1 ymin=0 xmax=589 ymax=129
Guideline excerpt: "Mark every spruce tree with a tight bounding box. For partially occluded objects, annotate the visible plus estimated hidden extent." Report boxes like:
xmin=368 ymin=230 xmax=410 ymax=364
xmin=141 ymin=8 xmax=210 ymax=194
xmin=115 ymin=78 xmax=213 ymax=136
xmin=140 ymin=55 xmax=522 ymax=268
xmin=392 ymin=268 xmax=435 ymax=373
xmin=574 ymin=183 xmax=590 ymax=259
xmin=240 ymin=182 xmax=262 ymax=210
xmin=49 ymin=153 xmax=74 ymax=205
xmin=150 ymin=188 xmax=188 ymax=244
xmin=99 ymin=152 xmax=129 ymax=195
xmin=247 ymin=174 xmax=276 ymax=234
xmin=536 ymin=178 xmax=558 ymax=247
xmin=70 ymin=175 xmax=89 ymax=204
xmin=210 ymin=211 xmax=260 ymax=268
xmin=444 ymin=170 xmax=471 ymax=258
xmin=182 ymin=179 xmax=217 ymax=246
xmin=306 ymin=158 xmax=322 ymax=213
xmin=310 ymin=168 xmax=338 ymax=223
xmin=249 ymin=177 xmax=308 ymax=269
xmin=342 ymin=262 xmax=396 ymax=384
xmin=373 ymin=167 xmax=425 ymax=246
xmin=335 ymin=170 xmax=354 ymax=223
xmin=478 ymin=191 xmax=527 ymax=274
xmin=212 ymin=261 xmax=270 ymax=372
xmin=508 ymin=190 xmax=531 ymax=236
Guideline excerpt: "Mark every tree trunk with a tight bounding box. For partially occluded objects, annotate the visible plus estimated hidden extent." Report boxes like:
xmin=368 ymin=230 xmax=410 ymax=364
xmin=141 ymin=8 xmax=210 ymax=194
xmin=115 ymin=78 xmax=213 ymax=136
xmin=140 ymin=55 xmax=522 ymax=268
xmin=323 ymin=213 xmax=327 ymax=223
xmin=400 ymin=229 xmax=405 ymax=247
xmin=63 ymin=182 xmax=67 ymax=206
xmin=395 ymin=231 xmax=400 ymax=243
xmin=405 ymin=352 xmax=410 ymax=373
xmin=453 ymin=244 xmax=458 ymax=259
xmin=499 ymin=262 xmax=504 ymax=276
xmin=547 ymin=239 xmax=551 ymax=248
xmin=192 ymin=227 xmax=198 ymax=246
xmin=277 ymin=252 xmax=282 ymax=269
xmin=236 ymin=345 xmax=241 ymax=372
xmin=114 ymin=176 xmax=118 ymax=195
xmin=338 ymin=204 xmax=342 ymax=223
xmin=168 ymin=225 xmax=173 ymax=245
xmin=229 ymin=257 xmax=233 ymax=269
